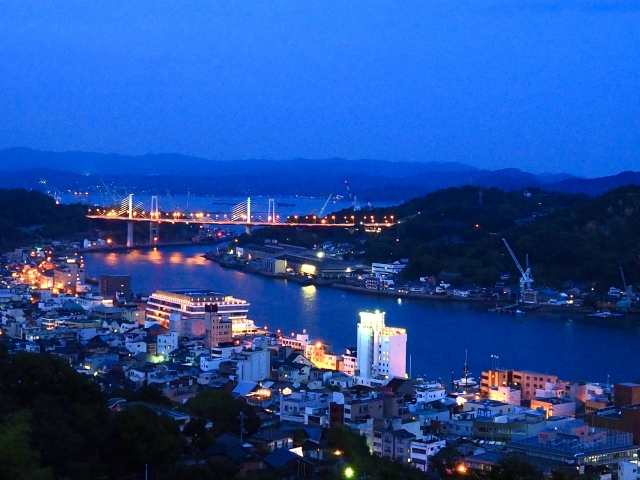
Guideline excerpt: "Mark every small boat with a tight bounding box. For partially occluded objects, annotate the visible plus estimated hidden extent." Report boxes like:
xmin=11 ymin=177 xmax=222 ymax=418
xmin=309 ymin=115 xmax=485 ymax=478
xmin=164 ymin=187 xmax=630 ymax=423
xmin=454 ymin=377 xmax=479 ymax=389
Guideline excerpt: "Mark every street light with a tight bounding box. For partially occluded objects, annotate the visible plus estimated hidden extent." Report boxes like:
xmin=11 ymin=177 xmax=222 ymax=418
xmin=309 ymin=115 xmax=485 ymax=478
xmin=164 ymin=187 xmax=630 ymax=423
xmin=344 ymin=467 xmax=354 ymax=478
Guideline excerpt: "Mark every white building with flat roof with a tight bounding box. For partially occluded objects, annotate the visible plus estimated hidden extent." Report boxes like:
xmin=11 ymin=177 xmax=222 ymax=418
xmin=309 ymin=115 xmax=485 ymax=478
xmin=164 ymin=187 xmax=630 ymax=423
xmin=146 ymin=289 xmax=253 ymax=334
xmin=371 ymin=262 xmax=406 ymax=275
xmin=356 ymin=311 xmax=407 ymax=380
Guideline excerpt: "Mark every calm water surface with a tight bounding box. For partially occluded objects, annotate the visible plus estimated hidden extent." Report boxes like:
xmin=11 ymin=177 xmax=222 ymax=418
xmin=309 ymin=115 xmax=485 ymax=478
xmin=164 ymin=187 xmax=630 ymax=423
xmin=84 ymin=246 xmax=640 ymax=384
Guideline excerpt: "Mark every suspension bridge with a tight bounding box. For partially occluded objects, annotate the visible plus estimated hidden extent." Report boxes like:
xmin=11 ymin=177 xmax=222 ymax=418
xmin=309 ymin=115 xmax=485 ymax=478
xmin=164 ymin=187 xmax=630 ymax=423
xmin=86 ymin=194 xmax=396 ymax=247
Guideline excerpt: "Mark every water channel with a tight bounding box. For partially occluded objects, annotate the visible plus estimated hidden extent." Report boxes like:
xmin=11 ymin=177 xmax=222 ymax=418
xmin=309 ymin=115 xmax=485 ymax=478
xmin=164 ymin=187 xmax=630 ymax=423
xmin=83 ymin=245 xmax=640 ymax=385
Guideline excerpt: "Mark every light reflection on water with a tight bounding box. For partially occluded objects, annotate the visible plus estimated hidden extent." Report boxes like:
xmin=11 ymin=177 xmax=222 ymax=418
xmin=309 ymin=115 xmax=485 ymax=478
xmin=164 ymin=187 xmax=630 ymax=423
xmin=83 ymin=245 xmax=640 ymax=383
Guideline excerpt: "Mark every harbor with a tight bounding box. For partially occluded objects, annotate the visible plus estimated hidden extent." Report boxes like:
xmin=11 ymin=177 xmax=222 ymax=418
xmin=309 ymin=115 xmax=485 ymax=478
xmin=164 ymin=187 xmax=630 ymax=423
xmin=79 ymin=244 xmax=640 ymax=383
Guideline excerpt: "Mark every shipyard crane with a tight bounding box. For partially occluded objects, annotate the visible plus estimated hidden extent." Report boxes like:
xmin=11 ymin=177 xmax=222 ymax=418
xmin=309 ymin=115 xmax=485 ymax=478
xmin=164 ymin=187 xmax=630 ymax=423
xmin=344 ymin=180 xmax=361 ymax=211
xmin=100 ymin=178 xmax=123 ymax=206
xmin=620 ymin=267 xmax=633 ymax=295
xmin=318 ymin=193 xmax=333 ymax=217
xmin=502 ymin=238 xmax=534 ymax=303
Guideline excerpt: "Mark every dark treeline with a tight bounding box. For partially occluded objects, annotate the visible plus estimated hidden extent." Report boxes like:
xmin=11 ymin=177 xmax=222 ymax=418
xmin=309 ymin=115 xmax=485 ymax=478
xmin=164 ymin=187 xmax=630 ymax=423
xmin=0 ymin=189 xmax=89 ymax=248
xmin=242 ymin=185 xmax=640 ymax=290
xmin=0 ymin=188 xmax=203 ymax=249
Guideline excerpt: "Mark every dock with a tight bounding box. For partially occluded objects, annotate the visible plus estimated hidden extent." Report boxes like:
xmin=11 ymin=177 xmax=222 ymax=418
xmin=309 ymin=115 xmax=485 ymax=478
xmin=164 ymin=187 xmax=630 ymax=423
xmin=488 ymin=303 xmax=520 ymax=314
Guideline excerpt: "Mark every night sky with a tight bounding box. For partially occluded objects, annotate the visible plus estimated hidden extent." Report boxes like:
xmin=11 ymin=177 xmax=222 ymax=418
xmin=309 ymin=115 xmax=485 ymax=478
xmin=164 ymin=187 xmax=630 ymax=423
xmin=1 ymin=1 xmax=639 ymax=176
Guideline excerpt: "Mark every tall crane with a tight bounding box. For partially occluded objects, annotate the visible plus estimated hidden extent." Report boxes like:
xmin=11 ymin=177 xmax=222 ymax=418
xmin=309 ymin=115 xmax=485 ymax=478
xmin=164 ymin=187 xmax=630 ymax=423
xmin=620 ymin=267 xmax=633 ymax=295
xmin=100 ymin=178 xmax=123 ymax=206
xmin=318 ymin=193 xmax=333 ymax=218
xmin=502 ymin=238 xmax=534 ymax=303
xmin=344 ymin=180 xmax=361 ymax=211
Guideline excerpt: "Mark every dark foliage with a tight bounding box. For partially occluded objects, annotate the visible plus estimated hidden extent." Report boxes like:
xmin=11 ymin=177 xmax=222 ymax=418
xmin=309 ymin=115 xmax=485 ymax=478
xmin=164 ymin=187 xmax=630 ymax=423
xmin=183 ymin=389 xmax=261 ymax=438
xmin=334 ymin=185 xmax=640 ymax=288
xmin=0 ymin=349 xmax=109 ymax=479
xmin=0 ymin=189 xmax=89 ymax=248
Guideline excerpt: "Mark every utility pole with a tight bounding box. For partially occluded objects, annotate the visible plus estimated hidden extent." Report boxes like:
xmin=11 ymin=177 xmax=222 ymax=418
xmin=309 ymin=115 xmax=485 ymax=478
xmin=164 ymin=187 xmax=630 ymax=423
xmin=238 ymin=411 xmax=247 ymax=444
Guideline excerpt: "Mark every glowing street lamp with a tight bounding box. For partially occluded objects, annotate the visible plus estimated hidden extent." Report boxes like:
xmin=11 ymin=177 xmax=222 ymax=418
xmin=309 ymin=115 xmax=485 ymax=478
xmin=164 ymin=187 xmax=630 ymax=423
xmin=344 ymin=467 xmax=354 ymax=478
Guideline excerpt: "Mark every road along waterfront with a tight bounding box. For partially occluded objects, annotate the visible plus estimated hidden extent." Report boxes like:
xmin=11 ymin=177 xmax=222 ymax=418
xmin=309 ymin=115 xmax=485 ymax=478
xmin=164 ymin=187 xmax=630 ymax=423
xmin=83 ymin=245 xmax=640 ymax=385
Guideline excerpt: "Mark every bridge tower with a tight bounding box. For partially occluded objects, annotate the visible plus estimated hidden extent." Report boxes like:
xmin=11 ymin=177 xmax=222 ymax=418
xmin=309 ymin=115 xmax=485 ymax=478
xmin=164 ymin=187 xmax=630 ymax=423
xmin=245 ymin=197 xmax=252 ymax=235
xmin=150 ymin=195 xmax=159 ymax=244
xmin=127 ymin=194 xmax=134 ymax=247
xmin=268 ymin=198 xmax=276 ymax=224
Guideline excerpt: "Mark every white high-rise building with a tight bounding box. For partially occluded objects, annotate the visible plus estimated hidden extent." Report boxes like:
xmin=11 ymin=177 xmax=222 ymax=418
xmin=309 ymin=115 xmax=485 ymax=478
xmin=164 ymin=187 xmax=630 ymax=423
xmin=356 ymin=311 xmax=407 ymax=380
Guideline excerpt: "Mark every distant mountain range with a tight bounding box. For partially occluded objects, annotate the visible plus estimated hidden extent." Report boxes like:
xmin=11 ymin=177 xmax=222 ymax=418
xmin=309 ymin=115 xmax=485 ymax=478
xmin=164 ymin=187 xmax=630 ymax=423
xmin=1 ymin=147 xmax=638 ymax=201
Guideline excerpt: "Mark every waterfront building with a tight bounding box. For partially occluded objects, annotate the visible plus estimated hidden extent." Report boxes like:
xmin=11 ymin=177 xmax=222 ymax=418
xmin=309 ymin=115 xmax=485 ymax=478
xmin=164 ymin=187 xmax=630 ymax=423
xmin=481 ymin=368 xmax=560 ymax=401
xmin=371 ymin=261 xmax=406 ymax=276
xmin=146 ymin=289 xmax=252 ymax=334
xmin=356 ymin=311 xmax=407 ymax=380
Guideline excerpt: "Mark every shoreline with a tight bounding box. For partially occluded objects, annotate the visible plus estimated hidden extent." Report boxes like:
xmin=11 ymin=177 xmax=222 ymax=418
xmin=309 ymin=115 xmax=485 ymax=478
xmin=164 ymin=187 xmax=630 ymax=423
xmin=75 ymin=239 xmax=227 ymax=254
xmin=79 ymin=245 xmax=625 ymax=318
xmin=203 ymin=252 xmax=600 ymax=316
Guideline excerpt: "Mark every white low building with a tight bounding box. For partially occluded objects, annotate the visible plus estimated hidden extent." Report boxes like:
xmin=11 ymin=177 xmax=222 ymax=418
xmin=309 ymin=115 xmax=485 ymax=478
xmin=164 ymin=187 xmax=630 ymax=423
xmin=409 ymin=436 xmax=446 ymax=472
xmin=416 ymin=381 xmax=446 ymax=404
xmin=488 ymin=385 xmax=522 ymax=406
xmin=157 ymin=332 xmax=179 ymax=356
xmin=371 ymin=262 xmax=406 ymax=275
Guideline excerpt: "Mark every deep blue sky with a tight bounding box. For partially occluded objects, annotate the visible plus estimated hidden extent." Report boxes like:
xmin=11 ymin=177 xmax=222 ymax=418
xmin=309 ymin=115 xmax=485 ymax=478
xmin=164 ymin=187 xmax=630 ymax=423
xmin=1 ymin=1 xmax=639 ymax=176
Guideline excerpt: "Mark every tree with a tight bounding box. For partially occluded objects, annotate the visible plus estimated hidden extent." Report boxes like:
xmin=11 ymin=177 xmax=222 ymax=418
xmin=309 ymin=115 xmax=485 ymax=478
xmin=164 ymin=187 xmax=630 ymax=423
xmin=0 ymin=411 xmax=53 ymax=480
xmin=107 ymin=405 xmax=180 ymax=478
xmin=182 ymin=416 xmax=214 ymax=450
xmin=0 ymin=350 xmax=109 ymax=478
xmin=326 ymin=425 xmax=370 ymax=460
xmin=183 ymin=390 xmax=260 ymax=437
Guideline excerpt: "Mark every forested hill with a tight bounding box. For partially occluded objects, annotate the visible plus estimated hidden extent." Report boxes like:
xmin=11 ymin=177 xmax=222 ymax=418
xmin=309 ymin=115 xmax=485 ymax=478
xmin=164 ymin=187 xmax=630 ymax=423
xmin=0 ymin=189 xmax=88 ymax=248
xmin=364 ymin=185 xmax=640 ymax=289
